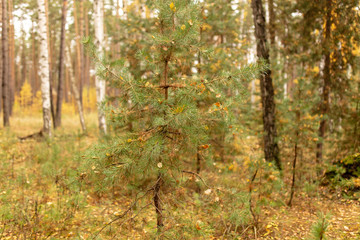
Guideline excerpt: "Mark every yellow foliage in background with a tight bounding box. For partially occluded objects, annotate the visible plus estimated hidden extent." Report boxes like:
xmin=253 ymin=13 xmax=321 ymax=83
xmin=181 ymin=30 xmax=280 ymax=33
xmin=13 ymin=82 xmax=97 ymax=116
xmin=82 ymin=87 xmax=97 ymax=112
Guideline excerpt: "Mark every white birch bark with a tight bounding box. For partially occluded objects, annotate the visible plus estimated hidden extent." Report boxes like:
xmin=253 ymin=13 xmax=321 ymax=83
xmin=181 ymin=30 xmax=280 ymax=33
xmin=94 ymin=0 xmax=107 ymax=134
xmin=65 ymin=46 xmax=86 ymax=132
xmin=37 ymin=0 xmax=52 ymax=136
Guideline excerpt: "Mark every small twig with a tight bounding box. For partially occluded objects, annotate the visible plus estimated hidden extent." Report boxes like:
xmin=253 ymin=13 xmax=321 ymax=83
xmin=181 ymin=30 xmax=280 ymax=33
xmin=91 ymin=187 xmax=153 ymax=239
xmin=110 ymin=202 xmax=152 ymax=240
xmin=249 ymin=168 xmax=259 ymax=230
xmin=182 ymin=170 xmax=210 ymax=189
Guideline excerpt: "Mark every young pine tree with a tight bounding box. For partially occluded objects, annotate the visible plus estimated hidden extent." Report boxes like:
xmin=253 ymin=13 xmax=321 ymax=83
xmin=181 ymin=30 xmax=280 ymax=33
xmin=83 ymin=0 xmax=263 ymax=236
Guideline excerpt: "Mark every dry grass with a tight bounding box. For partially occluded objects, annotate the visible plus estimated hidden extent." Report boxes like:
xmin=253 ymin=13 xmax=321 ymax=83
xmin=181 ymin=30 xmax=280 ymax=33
xmin=0 ymin=113 xmax=359 ymax=239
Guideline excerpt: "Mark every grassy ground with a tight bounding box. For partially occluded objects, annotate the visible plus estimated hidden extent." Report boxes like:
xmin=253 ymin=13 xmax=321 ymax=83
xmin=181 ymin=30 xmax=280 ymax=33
xmin=0 ymin=113 xmax=359 ymax=239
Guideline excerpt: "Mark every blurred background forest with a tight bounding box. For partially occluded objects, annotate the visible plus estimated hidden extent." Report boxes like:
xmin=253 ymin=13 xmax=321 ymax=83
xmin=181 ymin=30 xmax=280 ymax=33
xmin=0 ymin=0 xmax=359 ymax=239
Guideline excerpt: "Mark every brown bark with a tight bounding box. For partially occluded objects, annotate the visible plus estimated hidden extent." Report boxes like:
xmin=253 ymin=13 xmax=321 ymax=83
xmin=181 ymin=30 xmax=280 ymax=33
xmin=0 ymin=0 xmax=3 ymax=112
xmin=20 ymin=34 xmax=27 ymax=89
xmin=268 ymin=0 xmax=275 ymax=46
xmin=65 ymin=46 xmax=86 ymax=132
xmin=84 ymin=6 xmax=90 ymax=88
xmin=31 ymin=25 xmax=39 ymax=94
xmin=55 ymin=0 xmax=68 ymax=128
xmin=154 ymin=173 xmax=163 ymax=232
xmin=73 ymin=0 xmax=82 ymax=106
xmin=2 ymin=0 xmax=10 ymax=126
xmin=8 ymin=0 xmax=14 ymax=114
xmin=251 ymin=0 xmax=281 ymax=170
xmin=44 ymin=0 xmax=55 ymax=126
xmin=64 ymin=67 xmax=69 ymax=102
xmin=316 ymin=0 xmax=332 ymax=173
xmin=288 ymin=107 xmax=300 ymax=206
xmin=79 ymin=0 xmax=85 ymax=105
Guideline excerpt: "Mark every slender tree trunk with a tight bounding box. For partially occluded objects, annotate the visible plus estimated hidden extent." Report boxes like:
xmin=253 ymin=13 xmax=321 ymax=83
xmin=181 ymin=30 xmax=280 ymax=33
xmin=288 ymin=108 xmax=300 ymax=206
xmin=316 ymin=0 xmax=332 ymax=174
xmin=0 ymin=0 xmax=3 ymax=112
xmin=44 ymin=0 xmax=55 ymax=127
xmin=196 ymin=24 xmax=202 ymax=178
xmin=154 ymin=173 xmax=163 ymax=232
xmin=31 ymin=25 xmax=39 ymax=94
xmin=64 ymin=67 xmax=69 ymax=103
xmin=84 ymin=8 xmax=90 ymax=88
xmin=55 ymin=0 xmax=68 ymax=128
xmin=65 ymin=46 xmax=86 ymax=132
xmin=37 ymin=0 xmax=52 ymax=136
xmin=8 ymin=0 xmax=14 ymax=115
xmin=73 ymin=0 xmax=82 ymax=106
xmin=268 ymin=0 xmax=275 ymax=46
xmin=20 ymin=33 xmax=27 ymax=88
xmin=2 ymin=0 xmax=10 ymax=126
xmin=251 ymin=0 xmax=281 ymax=170
xmin=79 ymin=0 xmax=85 ymax=105
xmin=94 ymin=0 xmax=107 ymax=134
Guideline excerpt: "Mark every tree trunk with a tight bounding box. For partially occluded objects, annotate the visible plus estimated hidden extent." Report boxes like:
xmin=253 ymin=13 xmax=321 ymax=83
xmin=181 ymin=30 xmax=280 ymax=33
xmin=44 ymin=0 xmax=55 ymax=127
xmin=31 ymin=25 xmax=39 ymax=94
xmin=0 ymin=0 xmax=3 ymax=112
xmin=268 ymin=0 xmax=275 ymax=46
xmin=154 ymin=173 xmax=163 ymax=232
xmin=84 ymin=7 xmax=90 ymax=88
xmin=65 ymin=46 xmax=86 ymax=132
xmin=251 ymin=0 xmax=281 ymax=170
xmin=79 ymin=0 xmax=85 ymax=106
xmin=316 ymin=0 xmax=332 ymax=174
xmin=2 ymin=0 xmax=10 ymax=126
xmin=73 ymin=0 xmax=82 ymax=106
xmin=55 ymin=0 xmax=68 ymax=128
xmin=37 ymin=0 xmax=52 ymax=136
xmin=20 ymin=33 xmax=27 ymax=89
xmin=8 ymin=0 xmax=14 ymax=115
xmin=288 ymin=106 xmax=300 ymax=207
xmin=94 ymin=0 xmax=107 ymax=134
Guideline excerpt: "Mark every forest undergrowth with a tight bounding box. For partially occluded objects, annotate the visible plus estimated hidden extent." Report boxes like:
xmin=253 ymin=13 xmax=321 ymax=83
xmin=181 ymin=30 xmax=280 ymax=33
xmin=0 ymin=113 xmax=359 ymax=239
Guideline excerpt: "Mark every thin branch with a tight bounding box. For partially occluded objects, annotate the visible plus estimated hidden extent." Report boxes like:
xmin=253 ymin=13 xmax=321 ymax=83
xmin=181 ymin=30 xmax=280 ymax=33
xmin=91 ymin=187 xmax=153 ymax=239
xmin=182 ymin=170 xmax=210 ymax=189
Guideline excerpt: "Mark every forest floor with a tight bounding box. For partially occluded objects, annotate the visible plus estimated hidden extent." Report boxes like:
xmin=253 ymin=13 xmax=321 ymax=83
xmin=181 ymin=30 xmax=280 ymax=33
xmin=0 ymin=113 xmax=359 ymax=239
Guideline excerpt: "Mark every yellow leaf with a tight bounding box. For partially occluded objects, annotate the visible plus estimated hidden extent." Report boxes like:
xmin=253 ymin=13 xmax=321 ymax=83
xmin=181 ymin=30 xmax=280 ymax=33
xmin=312 ymin=66 xmax=319 ymax=73
xmin=169 ymin=2 xmax=176 ymax=12
xmin=181 ymin=24 xmax=186 ymax=30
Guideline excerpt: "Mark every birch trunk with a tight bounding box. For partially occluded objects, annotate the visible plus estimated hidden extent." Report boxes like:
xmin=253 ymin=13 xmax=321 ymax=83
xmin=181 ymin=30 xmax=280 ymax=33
xmin=65 ymin=46 xmax=86 ymax=132
xmin=37 ymin=0 xmax=52 ymax=136
xmin=94 ymin=0 xmax=107 ymax=134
